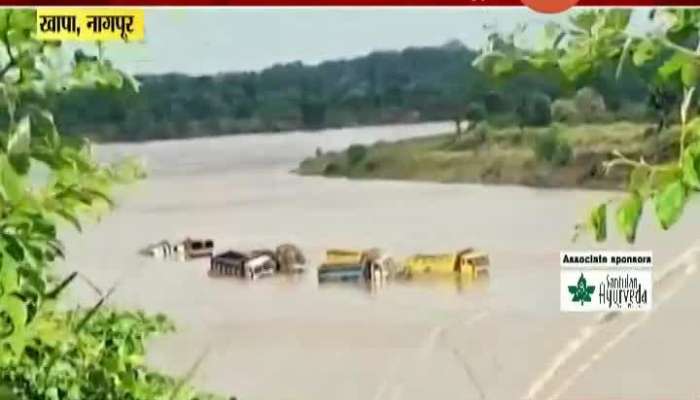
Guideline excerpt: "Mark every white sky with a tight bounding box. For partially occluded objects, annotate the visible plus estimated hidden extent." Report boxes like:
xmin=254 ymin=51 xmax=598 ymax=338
xmin=84 ymin=8 xmax=648 ymax=76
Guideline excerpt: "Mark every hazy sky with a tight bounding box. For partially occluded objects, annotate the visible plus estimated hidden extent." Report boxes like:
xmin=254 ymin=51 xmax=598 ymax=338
xmin=90 ymin=8 xmax=646 ymax=76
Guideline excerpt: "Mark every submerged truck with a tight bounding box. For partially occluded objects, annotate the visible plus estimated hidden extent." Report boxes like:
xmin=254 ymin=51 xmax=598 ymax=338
xmin=317 ymin=248 xmax=399 ymax=283
xmin=209 ymin=244 xmax=305 ymax=280
xmin=139 ymin=238 xmax=214 ymax=260
xmin=404 ymin=248 xmax=490 ymax=278
xmin=209 ymin=250 xmax=277 ymax=280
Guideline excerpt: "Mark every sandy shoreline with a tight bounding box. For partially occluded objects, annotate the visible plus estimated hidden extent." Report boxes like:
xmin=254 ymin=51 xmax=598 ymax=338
xmin=60 ymin=122 xmax=700 ymax=399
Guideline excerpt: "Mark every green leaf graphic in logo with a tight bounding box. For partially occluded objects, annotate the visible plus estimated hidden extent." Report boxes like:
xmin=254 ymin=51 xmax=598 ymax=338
xmin=568 ymin=273 xmax=595 ymax=305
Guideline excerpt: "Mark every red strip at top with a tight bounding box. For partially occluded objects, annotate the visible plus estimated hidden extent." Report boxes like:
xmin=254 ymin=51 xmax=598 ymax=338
xmin=2 ymin=0 xmax=699 ymax=7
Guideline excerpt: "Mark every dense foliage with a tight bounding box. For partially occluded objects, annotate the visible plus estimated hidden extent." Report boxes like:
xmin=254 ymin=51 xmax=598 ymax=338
xmin=0 ymin=9 xmax=217 ymax=400
xmin=475 ymin=9 xmax=700 ymax=243
xmin=50 ymin=39 xmax=658 ymax=142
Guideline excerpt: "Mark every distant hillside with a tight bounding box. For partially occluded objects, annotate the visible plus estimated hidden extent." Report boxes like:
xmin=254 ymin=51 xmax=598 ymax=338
xmin=51 ymin=40 xmax=651 ymax=142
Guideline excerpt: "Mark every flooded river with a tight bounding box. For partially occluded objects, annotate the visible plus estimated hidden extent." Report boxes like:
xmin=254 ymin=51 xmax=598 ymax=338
xmin=62 ymin=122 xmax=700 ymax=399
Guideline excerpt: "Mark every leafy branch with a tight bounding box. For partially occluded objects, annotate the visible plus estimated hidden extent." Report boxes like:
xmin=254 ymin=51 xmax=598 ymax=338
xmin=475 ymin=9 xmax=700 ymax=244
xmin=0 ymin=9 xmax=222 ymax=400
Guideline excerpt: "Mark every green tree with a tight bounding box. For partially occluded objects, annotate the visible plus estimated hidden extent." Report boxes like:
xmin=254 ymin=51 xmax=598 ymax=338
xmin=475 ymin=8 xmax=700 ymax=243
xmin=0 ymin=9 xmax=219 ymax=399
xmin=49 ymin=37 xmax=658 ymax=142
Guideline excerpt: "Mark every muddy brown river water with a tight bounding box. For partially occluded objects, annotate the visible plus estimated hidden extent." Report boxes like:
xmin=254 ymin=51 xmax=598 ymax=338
xmin=61 ymin=122 xmax=700 ymax=399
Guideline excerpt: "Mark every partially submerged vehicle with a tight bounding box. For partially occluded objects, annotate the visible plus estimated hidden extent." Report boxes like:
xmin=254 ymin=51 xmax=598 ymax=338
xmin=209 ymin=243 xmax=306 ymax=280
xmin=274 ymin=243 xmax=306 ymax=273
xmin=404 ymin=248 xmax=490 ymax=278
xmin=139 ymin=240 xmax=177 ymax=259
xmin=181 ymin=238 xmax=215 ymax=259
xmin=139 ymin=238 xmax=214 ymax=261
xmin=209 ymin=250 xmax=276 ymax=279
xmin=317 ymin=248 xmax=400 ymax=283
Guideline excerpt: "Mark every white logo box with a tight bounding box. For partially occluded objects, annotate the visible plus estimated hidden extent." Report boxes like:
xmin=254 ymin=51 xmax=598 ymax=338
xmin=560 ymin=269 xmax=653 ymax=312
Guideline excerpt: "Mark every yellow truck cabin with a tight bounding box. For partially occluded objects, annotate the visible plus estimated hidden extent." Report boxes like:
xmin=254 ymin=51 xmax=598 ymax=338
xmin=405 ymin=248 xmax=489 ymax=278
xmin=324 ymin=249 xmax=365 ymax=265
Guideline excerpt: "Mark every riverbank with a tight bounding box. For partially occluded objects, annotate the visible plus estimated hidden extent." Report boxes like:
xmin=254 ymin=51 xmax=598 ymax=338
xmin=295 ymin=122 xmax=677 ymax=190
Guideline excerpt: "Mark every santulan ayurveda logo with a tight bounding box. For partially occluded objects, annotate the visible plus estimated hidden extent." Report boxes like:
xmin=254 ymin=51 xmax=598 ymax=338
xmin=568 ymin=273 xmax=595 ymax=306
xmin=560 ymin=251 xmax=652 ymax=312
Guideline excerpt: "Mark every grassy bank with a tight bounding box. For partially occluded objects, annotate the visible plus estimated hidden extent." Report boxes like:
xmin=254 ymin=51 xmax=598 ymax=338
xmin=295 ymin=122 xmax=678 ymax=190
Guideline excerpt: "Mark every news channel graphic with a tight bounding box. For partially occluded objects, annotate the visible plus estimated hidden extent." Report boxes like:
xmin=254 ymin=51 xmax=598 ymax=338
xmin=36 ymin=8 xmax=144 ymax=42
xmin=560 ymin=251 xmax=653 ymax=312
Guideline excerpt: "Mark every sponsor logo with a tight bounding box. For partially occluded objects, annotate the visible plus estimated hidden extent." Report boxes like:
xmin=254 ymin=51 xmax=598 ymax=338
xmin=568 ymin=273 xmax=595 ymax=306
xmin=560 ymin=251 xmax=652 ymax=312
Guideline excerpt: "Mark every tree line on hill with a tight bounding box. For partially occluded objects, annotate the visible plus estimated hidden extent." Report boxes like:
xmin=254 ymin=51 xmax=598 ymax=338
xmin=49 ymin=40 xmax=663 ymax=142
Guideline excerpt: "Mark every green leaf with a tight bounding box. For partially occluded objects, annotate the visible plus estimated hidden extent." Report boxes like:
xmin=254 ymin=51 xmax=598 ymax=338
xmin=560 ymin=48 xmax=593 ymax=81
xmin=685 ymin=117 xmax=700 ymax=139
xmin=30 ymin=109 xmax=60 ymax=148
xmin=473 ymin=52 xmax=515 ymax=78
xmin=651 ymin=166 xmax=682 ymax=191
xmin=84 ymin=188 xmax=115 ymax=208
xmin=629 ymin=165 xmax=651 ymax=195
xmin=122 ymin=72 xmax=141 ymax=93
xmin=681 ymin=61 xmax=700 ymax=88
xmin=541 ymin=22 xmax=565 ymax=50
xmin=32 ymin=318 xmax=71 ymax=346
xmin=632 ymin=38 xmax=659 ymax=66
xmin=658 ymin=53 xmax=689 ymax=82
xmin=0 ymin=155 xmax=26 ymax=203
xmin=616 ymin=193 xmax=643 ymax=243
xmin=682 ymin=142 xmax=700 ymax=189
xmin=570 ymin=11 xmax=598 ymax=32
xmin=0 ymin=254 xmax=19 ymax=294
xmin=0 ymin=294 xmax=27 ymax=332
xmin=0 ymin=11 xmax=8 ymax=34
xmin=52 ymin=207 xmax=82 ymax=232
xmin=654 ymin=180 xmax=687 ymax=230
xmin=45 ymin=388 xmax=59 ymax=400
xmin=0 ymin=385 xmax=19 ymax=400
xmin=8 ymin=9 xmax=36 ymax=32
xmin=606 ymin=9 xmax=632 ymax=31
xmin=17 ymin=266 xmax=45 ymax=295
xmin=493 ymin=57 xmax=515 ymax=76
xmin=104 ymin=69 xmax=124 ymax=88
xmin=7 ymin=116 xmax=30 ymax=156
xmin=589 ymin=203 xmax=607 ymax=242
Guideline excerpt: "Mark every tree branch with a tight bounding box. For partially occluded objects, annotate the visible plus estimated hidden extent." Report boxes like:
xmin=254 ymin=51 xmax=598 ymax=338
xmin=0 ymin=11 xmax=15 ymax=80
xmin=659 ymin=37 xmax=700 ymax=60
xmin=602 ymin=149 xmax=648 ymax=175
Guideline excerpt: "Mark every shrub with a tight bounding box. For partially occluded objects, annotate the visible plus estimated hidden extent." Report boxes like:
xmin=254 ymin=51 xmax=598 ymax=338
xmin=465 ymin=102 xmax=487 ymax=123
xmin=365 ymin=159 xmax=379 ymax=172
xmin=323 ymin=162 xmax=343 ymax=175
xmin=473 ymin=121 xmax=490 ymax=143
xmin=346 ymin=144 xmax=368 ymax=165
xmin=483 ymin=91 xmax=511 ymax=114
xmin=533 ymin=128 xmax=573 ymax=166
xmin=574 ymin=87 xmax=607 ymax=122
xmin=552 ymin=99 xmax=580 ymax=124
xmin=517 ymin=92 xmax=552 ymax=127
xmin=487 ymin=112 xmax=519 ymax=128
xmin=529 ymin=93 xmax=553 ymax=126
xmin=551 ymin=140 xmax=573 ymax=166
xmin=615 ymin=102 xmax=652 ymax=122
